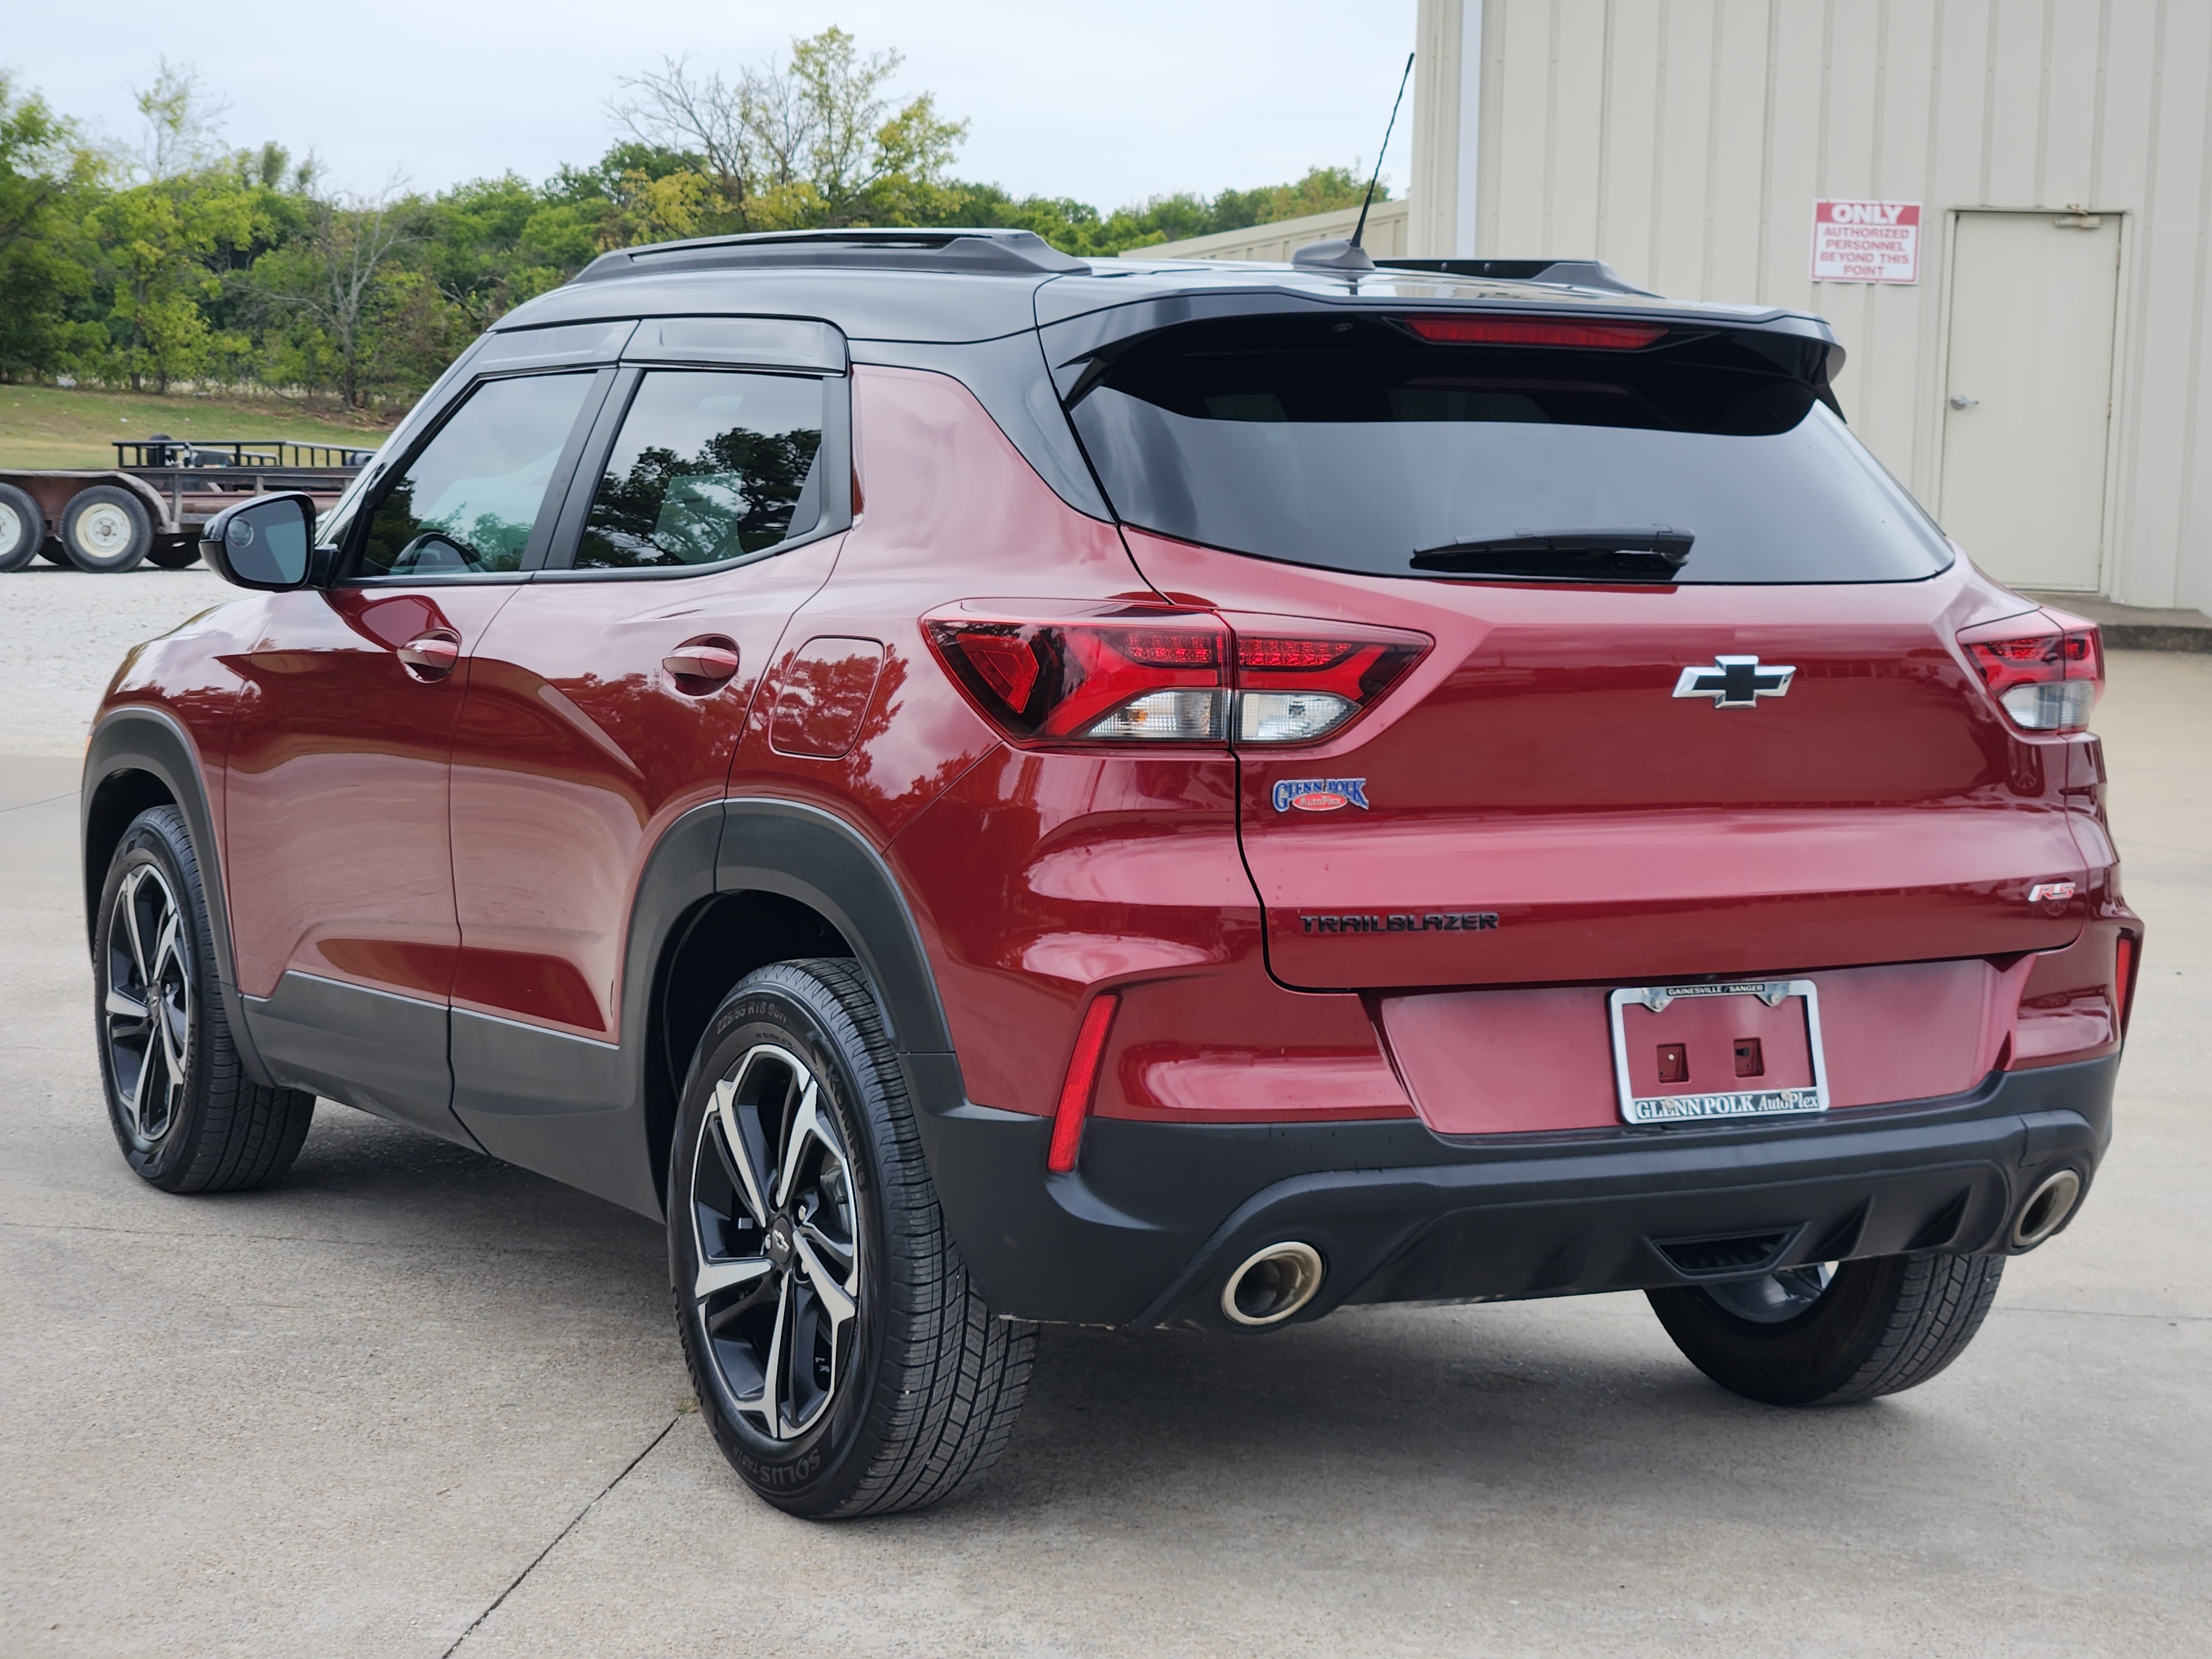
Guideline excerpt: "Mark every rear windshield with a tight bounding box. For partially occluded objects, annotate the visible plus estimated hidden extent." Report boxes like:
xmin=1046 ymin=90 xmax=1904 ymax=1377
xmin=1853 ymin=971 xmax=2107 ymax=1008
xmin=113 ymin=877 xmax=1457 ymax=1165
xmin=1066 ymin=314 xmax=1952 ymax=584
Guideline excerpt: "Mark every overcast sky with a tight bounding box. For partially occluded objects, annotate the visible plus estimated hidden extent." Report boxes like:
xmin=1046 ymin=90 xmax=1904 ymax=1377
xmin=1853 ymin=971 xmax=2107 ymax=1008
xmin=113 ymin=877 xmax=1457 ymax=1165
xmin=9 ymin=0 xmax=1421 ymax=211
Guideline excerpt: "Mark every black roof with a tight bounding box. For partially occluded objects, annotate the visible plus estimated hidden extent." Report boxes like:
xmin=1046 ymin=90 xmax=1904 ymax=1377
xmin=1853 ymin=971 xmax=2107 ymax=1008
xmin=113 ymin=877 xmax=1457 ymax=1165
xmin=495 ymin=227 xmax=1840 ymax=359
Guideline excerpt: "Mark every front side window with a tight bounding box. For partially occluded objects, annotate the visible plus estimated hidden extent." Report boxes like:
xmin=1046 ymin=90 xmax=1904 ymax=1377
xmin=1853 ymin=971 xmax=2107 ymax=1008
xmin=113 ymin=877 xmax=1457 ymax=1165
xmin=358 ymin=373 xmax=594 ymax=576
xmin=576 ymin=371 xmax=826 ymax=570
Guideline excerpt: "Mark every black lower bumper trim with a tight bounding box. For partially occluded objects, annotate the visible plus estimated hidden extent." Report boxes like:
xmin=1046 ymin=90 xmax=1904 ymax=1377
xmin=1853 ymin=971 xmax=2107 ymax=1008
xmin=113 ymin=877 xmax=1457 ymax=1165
xmin=906 ymin=1055 xmax=2117 ymax=1330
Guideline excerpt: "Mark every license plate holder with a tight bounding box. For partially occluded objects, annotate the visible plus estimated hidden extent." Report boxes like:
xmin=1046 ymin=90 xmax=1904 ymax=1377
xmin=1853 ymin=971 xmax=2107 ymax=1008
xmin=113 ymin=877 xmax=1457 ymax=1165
xmin=1608 ymin=980 xmax=1828 ymax=1126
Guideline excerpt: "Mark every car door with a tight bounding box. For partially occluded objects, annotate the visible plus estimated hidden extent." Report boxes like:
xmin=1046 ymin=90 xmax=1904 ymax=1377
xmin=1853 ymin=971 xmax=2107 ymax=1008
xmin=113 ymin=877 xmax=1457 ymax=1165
xmin=445 ymin=322 xmax=852 ymax=1202
xmin=227 ymin=367 xmax=612 ymax=1140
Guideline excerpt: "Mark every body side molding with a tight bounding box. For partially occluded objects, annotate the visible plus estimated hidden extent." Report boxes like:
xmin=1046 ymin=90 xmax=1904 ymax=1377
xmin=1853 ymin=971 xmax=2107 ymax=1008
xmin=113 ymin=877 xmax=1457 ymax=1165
xmin=245 ymin=971 xmax=474 ymax=1145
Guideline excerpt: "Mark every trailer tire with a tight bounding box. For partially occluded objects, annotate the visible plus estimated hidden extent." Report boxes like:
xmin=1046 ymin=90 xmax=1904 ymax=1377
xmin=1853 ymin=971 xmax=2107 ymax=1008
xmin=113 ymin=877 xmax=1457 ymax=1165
xmin=39 ymin=540 xmax=72 ymax=565
xmin=61 ymin=486 xmax=154 ymax=572
xmin=0 ymin=483 xmax=42 ymax=572
xmin=147 ymin=537 xmax=202 ymax=570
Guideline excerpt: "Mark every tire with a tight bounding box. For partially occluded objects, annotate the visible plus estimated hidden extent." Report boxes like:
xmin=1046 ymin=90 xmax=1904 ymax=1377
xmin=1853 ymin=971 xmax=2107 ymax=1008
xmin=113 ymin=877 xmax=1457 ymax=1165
xmin=146 ymin=536 xmax=203 ymax=569
xmin=95 ymin=805 xmax=315 ymax=1192
xmin=0 ymin=482 xmax=41 ymax=572
xmin=60 ymin=484 xmax=154 ymax=572
xmin=38 ymin=539 xmax=72 ymax=565
xmin=670 ymin=958 xmax=1035 ymax=1519
xmin=1648 ymin=1251 xmax=2004 ymax=1406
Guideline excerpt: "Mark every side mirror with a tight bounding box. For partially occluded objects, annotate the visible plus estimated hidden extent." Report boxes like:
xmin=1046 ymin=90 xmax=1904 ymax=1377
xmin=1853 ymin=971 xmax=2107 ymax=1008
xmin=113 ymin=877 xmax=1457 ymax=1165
xmin=201 ymin=493 xmax=320 ymax=590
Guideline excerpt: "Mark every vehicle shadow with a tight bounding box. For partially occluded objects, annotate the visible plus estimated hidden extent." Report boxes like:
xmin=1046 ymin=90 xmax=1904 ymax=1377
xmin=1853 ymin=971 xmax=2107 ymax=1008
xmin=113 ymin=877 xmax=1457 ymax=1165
xmin=267 ymin=1104 xmax=1999 ymax=1532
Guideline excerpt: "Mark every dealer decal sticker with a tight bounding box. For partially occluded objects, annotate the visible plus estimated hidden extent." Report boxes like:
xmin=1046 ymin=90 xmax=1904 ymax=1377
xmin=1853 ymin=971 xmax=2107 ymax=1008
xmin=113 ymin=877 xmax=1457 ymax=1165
xmin=1272 ymin=778 xmax=1370 ymax=813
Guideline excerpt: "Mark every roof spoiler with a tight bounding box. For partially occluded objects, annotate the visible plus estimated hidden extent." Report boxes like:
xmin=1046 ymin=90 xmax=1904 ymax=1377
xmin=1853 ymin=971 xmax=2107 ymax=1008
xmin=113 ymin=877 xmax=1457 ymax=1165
xmin=1373 ymin=258 xmax=1659 ymax=296
xmin=575 ymin=227 xmax=1086 ymax=283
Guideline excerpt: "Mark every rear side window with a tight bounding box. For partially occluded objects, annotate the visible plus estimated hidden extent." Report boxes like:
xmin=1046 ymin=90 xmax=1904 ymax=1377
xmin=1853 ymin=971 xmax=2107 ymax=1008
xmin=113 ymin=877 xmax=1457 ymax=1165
xmin=1067 ymin=314 xmax=1953 ymax=584
xmin=575 ymin=371 xmax=825 ymax=570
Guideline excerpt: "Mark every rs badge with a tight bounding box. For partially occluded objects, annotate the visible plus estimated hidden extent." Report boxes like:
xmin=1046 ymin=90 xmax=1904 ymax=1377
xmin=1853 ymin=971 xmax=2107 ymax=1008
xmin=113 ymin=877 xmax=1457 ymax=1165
xmin=1272 ymin=778 xmax=1371 ymax=813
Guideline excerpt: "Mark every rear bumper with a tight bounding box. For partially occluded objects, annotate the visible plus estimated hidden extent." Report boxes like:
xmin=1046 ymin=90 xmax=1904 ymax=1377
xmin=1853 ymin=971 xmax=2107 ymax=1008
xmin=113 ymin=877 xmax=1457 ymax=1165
xmin=906 ymin=1055 xmax=2116 ymax=1329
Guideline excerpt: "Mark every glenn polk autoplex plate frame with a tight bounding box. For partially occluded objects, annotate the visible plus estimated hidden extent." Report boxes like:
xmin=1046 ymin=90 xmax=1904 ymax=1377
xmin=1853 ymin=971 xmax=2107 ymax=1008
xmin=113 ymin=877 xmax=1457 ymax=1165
xmin=1608 ymin=980 xmax=1830 ymax=1125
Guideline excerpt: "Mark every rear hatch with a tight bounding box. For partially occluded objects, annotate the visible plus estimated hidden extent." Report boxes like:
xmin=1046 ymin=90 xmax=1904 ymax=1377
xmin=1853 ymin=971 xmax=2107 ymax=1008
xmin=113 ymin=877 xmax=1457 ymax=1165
xmin=1065 ymin=305 xmax=2086 ymax=989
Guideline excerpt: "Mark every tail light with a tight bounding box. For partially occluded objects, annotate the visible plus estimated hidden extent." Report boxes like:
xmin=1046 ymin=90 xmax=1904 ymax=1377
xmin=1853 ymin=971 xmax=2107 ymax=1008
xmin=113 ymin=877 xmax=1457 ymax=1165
xmin=1957 ymin=611 xmax=2103 ymax=732
xmin=926 ymin=606 xmax=1427 ymax=747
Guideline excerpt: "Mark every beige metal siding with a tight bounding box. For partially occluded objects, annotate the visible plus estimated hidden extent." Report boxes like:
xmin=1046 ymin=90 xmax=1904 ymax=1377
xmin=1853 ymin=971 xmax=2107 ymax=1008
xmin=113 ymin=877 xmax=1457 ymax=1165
xmin=1136 ymin=200 xmax=1411 ymax=263
xmin=1467 ymin=0 xmax=2212 ymax=611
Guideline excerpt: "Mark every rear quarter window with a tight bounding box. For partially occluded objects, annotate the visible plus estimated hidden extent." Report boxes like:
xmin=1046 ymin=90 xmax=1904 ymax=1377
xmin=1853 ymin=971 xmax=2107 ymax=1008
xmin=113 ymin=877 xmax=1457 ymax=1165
xmin=1066 ymin=313 xmax=1952 ymax=585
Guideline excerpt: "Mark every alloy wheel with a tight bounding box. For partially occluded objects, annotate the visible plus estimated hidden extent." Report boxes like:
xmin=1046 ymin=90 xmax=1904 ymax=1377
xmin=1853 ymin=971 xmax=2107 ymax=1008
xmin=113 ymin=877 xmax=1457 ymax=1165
xmin=688 ymin=1042 xmax=862 ymax=1441
xmin=105 ymin=864 xmax=192 ymax=1149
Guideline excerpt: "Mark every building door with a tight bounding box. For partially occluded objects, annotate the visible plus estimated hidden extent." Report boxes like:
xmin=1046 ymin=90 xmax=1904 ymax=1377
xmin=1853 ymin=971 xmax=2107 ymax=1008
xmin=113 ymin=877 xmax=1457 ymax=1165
xmin=1939 ymin=212 xmax=2120 ymax=593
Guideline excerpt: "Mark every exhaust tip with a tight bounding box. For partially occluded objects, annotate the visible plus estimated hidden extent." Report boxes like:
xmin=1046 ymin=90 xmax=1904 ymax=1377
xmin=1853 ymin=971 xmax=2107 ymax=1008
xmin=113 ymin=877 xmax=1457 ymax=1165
xmin=1221 ymin=1241 xmax=1325 ymax=1327
xmin=2012 ymin=1168 xmax=2084 ymax=1250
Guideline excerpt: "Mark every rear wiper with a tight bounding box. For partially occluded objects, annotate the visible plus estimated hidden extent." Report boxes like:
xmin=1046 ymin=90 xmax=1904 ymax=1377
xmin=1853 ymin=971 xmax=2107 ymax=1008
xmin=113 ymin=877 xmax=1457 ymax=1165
xmin=1411 ymin=528 xmax=1694 ymax=581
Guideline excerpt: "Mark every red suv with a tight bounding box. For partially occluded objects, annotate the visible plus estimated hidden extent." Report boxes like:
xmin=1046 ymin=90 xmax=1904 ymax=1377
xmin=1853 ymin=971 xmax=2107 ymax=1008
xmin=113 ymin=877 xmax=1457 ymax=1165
xmin=83 ymin=229 xmax=2138 ymax=1517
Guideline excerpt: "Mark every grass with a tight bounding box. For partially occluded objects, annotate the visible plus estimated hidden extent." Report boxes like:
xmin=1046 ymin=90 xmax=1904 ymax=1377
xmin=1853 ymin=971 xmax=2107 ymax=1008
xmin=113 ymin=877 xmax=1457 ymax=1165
xmin=0 ymin=384 xmax=398 ymax=469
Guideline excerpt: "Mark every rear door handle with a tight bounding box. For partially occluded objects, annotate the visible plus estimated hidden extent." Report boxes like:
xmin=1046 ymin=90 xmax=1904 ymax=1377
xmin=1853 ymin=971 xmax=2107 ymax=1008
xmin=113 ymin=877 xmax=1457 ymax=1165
xmin=664 ymin=639 xmax=740 ymax=693
xmin=396 ymin=630 xmax=462 ymax=680
xmin=1949 ymin=394 xmax=1979 ymax=409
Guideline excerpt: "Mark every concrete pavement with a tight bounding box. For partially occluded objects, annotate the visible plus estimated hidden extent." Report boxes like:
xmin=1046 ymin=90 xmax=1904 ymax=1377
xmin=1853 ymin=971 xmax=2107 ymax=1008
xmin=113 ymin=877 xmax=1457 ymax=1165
xmin=2 ymin=583 xmax=2206 ymax=1654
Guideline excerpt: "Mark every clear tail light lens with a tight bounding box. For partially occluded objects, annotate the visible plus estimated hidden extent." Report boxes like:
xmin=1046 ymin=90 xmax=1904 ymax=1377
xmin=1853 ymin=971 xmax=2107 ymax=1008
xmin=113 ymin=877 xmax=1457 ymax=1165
xmin=926 ymin=607 xmax=1428 ymax=748
xmin=1229 ymin=624 xmax=1426 ymax=743
xmin=1957 ymin=610 xmax=2103 ymax=733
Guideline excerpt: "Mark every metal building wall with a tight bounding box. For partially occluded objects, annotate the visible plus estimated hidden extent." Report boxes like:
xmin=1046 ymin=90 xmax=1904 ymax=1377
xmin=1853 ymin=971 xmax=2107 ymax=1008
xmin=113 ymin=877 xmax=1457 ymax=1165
xmin=1465 ymin=0 xmax=2212 ymax=610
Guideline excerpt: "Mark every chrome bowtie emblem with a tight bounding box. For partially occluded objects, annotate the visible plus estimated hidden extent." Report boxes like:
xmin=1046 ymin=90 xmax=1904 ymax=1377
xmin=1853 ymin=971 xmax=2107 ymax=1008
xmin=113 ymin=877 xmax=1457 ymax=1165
xmin=1672 ymin=655 xmax=1796 ymax=708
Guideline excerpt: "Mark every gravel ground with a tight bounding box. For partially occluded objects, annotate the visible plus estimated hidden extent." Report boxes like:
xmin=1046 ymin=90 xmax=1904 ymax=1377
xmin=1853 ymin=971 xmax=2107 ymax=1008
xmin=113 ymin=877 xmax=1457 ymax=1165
xmin=0 ymin=564 xmax=231 ymax=758
xmin=2 ymin=567 xmax=2208 ymax=1656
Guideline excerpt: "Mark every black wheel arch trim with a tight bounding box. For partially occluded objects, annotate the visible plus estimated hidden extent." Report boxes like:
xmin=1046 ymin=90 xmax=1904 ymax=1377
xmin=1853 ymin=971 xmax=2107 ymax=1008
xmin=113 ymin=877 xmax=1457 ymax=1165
xmin=82 ymin=705 xmax=274 ymax=1087
xmin=712 ymin=796 xmax=954 ymax=1057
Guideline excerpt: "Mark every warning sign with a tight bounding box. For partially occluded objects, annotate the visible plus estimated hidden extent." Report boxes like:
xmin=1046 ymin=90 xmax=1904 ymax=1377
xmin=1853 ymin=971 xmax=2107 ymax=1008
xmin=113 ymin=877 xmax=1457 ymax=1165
xmin=1810 ymin=200 xmax=1921 ymax=284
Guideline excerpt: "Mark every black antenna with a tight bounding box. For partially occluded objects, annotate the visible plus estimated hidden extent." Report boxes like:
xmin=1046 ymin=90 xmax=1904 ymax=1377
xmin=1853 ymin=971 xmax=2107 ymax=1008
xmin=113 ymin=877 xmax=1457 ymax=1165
xmin=1352 ymin=53 xmax=1416 ymax=251
xmin=1293 ymin=51 xmax=1416 ymax=273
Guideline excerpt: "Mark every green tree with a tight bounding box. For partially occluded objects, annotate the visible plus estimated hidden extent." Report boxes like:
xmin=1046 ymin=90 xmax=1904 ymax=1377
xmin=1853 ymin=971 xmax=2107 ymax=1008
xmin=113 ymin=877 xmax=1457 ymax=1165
xmin=85 ymin=177 xmax=261 ymax=390
xmin=612 ymin=28 xmax=967 ymax=232
xmin=74 ymin=62 xmax=269 ymax=390
xmin=0 ymin=76 xmax=101 ymax=379
xmin=248 ymin=186 xmax=419 ymax=405
xmin=3 ymin=37 xmax=1396 ymax=409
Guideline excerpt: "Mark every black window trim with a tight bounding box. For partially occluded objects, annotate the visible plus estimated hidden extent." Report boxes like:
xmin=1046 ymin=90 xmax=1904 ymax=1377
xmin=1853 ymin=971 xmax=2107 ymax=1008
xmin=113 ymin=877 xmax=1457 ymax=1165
xmin=338 ymin=366 xmax=619 ymax=588
xmin=530 ymin=360 xmax=853 ymax=585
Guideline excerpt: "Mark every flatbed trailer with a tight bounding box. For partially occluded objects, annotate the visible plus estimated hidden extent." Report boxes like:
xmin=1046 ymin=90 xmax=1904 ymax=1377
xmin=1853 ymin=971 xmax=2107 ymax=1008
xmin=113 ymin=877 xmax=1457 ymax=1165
xmin=0 ymin=437 xmax=372 ymax=573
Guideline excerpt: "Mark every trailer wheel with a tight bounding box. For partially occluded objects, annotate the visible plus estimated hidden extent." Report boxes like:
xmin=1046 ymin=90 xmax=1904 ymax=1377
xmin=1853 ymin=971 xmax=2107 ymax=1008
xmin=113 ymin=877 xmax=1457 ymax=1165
xmin=61 ymin=486 xmax=154 ymax=572
xmin=147 ymin=537 xmax=202 ymax=570
xmin=0 ymin=482 xmax=43 ymax=572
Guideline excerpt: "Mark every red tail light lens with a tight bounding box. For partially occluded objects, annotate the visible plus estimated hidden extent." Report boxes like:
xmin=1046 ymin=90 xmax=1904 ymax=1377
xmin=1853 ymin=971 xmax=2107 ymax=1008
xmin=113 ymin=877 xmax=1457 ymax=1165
xmin=1957 ymin=611 xmax=2103 ymax=733
xmin=1403 ymin=315 xmax=1668 ymax=349
xmin=2114 ymin=933 xmax=2138 ymax=1037
xmin=928 ymin=612 xmax=1228 ymax=742
xmin=927 ymin=608 xmax=1429 ymax=748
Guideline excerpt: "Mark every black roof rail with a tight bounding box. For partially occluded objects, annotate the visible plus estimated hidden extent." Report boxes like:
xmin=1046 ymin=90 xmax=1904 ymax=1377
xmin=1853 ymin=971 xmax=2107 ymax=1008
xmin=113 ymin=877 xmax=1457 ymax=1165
xmin=1373 ymin=257 xmax=1659 ymax=296
xmin=575 ymin=227 xmax=1087 ymax=283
